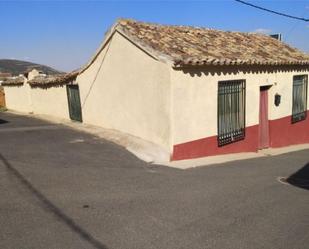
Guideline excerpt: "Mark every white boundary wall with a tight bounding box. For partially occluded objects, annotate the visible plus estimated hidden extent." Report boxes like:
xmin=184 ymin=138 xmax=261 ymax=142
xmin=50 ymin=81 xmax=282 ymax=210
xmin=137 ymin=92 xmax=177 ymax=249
xmin=30 ymin=85 xmax=69 ymax=119
xmin=3 ymin=83 xmax=32 ymax=113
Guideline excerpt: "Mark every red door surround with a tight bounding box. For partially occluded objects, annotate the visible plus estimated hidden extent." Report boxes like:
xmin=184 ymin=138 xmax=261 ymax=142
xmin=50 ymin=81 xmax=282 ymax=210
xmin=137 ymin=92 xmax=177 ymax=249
xmin=258 ymin=87 xmax=270 ymax=149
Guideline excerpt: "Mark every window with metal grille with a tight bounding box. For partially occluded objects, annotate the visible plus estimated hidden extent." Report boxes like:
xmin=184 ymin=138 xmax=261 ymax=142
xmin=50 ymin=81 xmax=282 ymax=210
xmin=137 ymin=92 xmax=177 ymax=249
xmin=292 ymin=75 xmax=308 ymax=123
xmin=218 ymin=80 xmax=246 ymax=146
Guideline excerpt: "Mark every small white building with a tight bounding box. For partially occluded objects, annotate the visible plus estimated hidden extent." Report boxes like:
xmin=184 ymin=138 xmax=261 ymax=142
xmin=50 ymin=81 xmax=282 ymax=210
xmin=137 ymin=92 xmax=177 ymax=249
xmin=3 ymin=19 xmax=309 ymax=161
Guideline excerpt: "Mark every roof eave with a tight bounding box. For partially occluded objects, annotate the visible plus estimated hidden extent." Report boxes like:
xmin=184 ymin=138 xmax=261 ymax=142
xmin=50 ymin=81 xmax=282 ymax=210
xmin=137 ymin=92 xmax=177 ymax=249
xmin=1 ymin=82 xmax=24 ymax=86
xmin=28 ymin=70 xmax=80 ymax=87
xmin=172 ymin=59 xmax=309 ymax=68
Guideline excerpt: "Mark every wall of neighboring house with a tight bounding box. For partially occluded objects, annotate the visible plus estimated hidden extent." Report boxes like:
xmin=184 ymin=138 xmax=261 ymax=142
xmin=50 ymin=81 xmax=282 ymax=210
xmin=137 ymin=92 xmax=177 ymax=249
xmin=0 ymin=87 xmax=5 ymax=107
xmin=30 ymin=85 xmax=70 ymax=119
xmin=3 ymin=83 xmax=32 ymax=113
xmin=170 ymin=66 xmax=309 ymax=160
xmin=77 ymin=31 xmax=172 ymax=151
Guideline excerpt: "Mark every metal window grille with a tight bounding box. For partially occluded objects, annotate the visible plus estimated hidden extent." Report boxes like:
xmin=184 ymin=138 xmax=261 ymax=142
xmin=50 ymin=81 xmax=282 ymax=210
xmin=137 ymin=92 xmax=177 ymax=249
xmin=292 ymin=75 xmax=308 ymax=123
xmin=218 ymin=80 xmax=246 ymax=147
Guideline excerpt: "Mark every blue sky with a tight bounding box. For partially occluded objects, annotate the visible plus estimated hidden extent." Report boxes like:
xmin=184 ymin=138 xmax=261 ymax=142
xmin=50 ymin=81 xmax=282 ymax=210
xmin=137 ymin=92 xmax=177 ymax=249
xmin=1 ymin=0 xmax=308 ymax=72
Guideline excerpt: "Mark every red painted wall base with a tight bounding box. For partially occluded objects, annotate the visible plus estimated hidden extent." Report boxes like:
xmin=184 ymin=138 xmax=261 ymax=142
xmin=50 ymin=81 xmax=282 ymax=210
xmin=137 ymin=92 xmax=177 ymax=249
xmin=172 ymin=111 xmax=309 ymax=161
xmin=269 ymin=111 xmax=309 ymax=148
xmin=172 ymin=125 xmax=259 ymax=161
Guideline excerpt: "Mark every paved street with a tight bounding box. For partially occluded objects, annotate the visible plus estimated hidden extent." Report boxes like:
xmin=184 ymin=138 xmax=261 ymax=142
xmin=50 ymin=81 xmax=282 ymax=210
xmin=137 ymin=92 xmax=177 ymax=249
xmin=0 ymin=112 xmax=308 ymax=249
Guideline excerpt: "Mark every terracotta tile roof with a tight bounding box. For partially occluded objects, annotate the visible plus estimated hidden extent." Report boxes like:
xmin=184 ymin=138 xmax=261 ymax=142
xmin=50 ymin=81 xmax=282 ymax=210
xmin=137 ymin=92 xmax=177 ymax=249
xmin=117 ymin=19 xmax=309 ymax=67
xmin=28 ymin=70 xmax=79 ymax=86
xmin=1 ymin=76 xmax=25 ymax=86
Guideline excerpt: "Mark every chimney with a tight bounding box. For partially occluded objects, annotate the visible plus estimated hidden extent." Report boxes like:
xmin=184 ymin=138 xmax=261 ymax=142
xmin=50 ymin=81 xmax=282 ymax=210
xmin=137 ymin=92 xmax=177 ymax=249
xmin=270 ymin=34 xmax=282 ymax=41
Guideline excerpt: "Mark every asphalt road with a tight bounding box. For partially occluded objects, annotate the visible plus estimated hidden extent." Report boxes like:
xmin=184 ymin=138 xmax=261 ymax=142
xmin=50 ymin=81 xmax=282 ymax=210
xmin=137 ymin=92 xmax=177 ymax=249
xmin=0 ymin=112 xmax=308 ymax=249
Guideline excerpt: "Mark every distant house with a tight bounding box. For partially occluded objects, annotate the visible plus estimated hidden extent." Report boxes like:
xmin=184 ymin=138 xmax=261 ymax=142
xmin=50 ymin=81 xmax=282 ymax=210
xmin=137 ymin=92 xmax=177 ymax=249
xmin=3 ymin=19 xmax=309 ymax=161
xmin=2 ymin=68 xmax=78 ymax=117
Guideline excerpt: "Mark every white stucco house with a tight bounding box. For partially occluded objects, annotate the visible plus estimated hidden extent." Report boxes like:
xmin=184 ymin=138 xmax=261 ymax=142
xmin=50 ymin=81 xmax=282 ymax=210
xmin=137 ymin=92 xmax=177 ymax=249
xmin=3 ymin=19 xmax=309 ymax=161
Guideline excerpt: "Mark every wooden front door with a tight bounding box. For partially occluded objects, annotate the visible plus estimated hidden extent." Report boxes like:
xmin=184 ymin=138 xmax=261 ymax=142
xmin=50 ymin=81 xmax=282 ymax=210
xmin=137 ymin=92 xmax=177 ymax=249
xmin=259 ymin=87 xmax=270 ymax=149
xmin=67 ymin=85 xmax=82 ymax=122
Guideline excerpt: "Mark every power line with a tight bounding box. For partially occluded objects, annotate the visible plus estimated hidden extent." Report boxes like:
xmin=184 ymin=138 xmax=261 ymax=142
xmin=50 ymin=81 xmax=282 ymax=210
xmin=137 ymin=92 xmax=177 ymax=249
xmin=235 ymin=0 xmax=309 ymax=22
xmin=285 ymin=8 xmax=309 ymax=39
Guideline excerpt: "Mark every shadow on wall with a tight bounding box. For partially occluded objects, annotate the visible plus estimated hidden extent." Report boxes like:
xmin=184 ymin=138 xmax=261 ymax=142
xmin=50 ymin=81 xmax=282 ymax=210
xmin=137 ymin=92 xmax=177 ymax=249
xmin=30 ymin=84 xmax=66 ymax=90
xmin=286 ymin=163 xmax=309 ymax=190
xmin=177 ymin=64 xmax=309 ymax=77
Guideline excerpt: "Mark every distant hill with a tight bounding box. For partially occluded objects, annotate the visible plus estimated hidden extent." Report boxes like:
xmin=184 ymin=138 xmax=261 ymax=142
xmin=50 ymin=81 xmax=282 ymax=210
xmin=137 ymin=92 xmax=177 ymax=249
xmin=0 ymin=59 xmax=62 ymax=76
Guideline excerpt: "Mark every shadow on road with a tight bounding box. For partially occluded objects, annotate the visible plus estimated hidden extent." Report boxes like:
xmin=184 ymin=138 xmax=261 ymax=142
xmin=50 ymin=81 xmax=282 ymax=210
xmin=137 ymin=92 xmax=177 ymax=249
xmin=0 ymin=153 xmax=109 ymax=249
xmin=286 ymin=163 xmax=309 ymax=190
xmin=0 ymin=119 xmax=8 ymax=124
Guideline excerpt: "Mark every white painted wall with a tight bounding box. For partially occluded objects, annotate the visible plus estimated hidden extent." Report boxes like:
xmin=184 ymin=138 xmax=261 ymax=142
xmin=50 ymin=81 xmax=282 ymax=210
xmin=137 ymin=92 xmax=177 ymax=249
xmin=30 ymin=85 xmax=70 ymax=119
xmin=77 ymin=32 xmax=172 ymax=150
xmin=171 ymin=66 xmax=309 ymax=145
xmin=267 ymin=72 xmax=309 ymax=121
xmin=3 ymin=83 xmax=32 ymax=113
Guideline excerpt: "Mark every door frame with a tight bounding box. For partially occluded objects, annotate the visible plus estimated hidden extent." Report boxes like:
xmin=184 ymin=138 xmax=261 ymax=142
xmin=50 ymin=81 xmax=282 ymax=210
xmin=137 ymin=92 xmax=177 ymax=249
xmin=66 ymin=84 xmax=82 ymax=122
xmin=258 ymin=85 xmax=271 ymax=149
